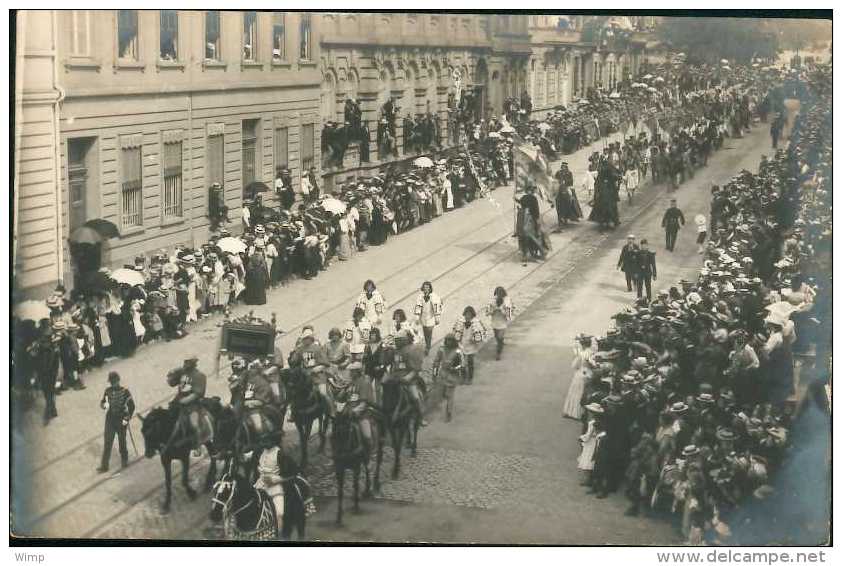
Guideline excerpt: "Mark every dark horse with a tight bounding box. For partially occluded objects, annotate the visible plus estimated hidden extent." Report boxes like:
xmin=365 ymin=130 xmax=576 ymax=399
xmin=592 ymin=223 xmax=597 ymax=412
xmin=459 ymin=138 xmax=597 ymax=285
xmin=380 ymin=379 xmax=423 ymax=479
xmin=209 ymin=453 xmax=310 ymax=541
xmin=330 ymin=396 xmax=384 ymax=525
xmin=280 ymin=367 xmax=329 ymax=470
xmin=138 ymin=399 xmax=223 ymax=513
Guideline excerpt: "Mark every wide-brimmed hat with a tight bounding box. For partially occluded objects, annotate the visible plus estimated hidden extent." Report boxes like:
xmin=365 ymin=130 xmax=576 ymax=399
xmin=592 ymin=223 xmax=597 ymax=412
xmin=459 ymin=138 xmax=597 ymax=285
xmin=682 ymin=444 xmax=701 ymax=457
xmin=716 ymin=427 xmax=736 ymax=441
xmin=179 ymin=254 xmax=195 ymax=265
xmin=697 ymin=393 xmax=715 ymax=405
xmin=670 ymin=401 xmax=689 ymax=414
xmin=46 ymin=295 xmax=63 ymax=309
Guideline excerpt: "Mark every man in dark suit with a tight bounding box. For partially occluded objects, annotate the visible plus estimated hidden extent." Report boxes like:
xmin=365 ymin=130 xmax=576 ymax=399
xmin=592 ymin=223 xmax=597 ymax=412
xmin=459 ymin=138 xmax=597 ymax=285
xmin=634 ymin=239 xmax=657 ymax=302
xmin=661 ymin=198 xmax=686 ymax=252
xmin=617 ymin=235 xmax=638 ymax=292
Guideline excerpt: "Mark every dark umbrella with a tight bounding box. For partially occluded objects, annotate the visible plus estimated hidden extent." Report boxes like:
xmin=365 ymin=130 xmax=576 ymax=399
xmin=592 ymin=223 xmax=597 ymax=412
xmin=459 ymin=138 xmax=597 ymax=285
xmin=84 ymin=219 xmax=120 ymax=239
xmin=244 ymin=181 xmax=271 ymax=200
xmin=69 ymin=226 xmax=103 ymax=245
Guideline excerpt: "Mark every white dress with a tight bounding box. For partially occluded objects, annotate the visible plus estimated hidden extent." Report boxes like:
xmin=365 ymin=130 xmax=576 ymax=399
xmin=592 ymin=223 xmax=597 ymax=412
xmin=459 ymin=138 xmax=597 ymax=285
xmin=563 ymin=342 xmax=595 ymax=419
xmin=577 ymin=420 xmax=603 ymax=471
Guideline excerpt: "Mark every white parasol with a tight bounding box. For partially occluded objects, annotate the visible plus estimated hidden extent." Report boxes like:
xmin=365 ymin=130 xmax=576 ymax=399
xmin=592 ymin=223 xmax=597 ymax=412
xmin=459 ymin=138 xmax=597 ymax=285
xmin=110 ymin=268 xmax=146 ymax=287
xmin=413 ymin=156 xmax=435 ymax=168
xmin=488 ymin=131 xmax=502 ymax=139
xmin=320 ymin=197 xmax=347 ymax=215
xmin=14 ymin=299 xmax=51 ymax=321
xmin=642 ymin=74 xmax=653 ymax=80
xmin=537 ymin=122 xmax=552 ymax=132
xmin=500 ymin=125 xmax=516 ymax=133
xmin=609 ymin=92 xmax=621 ymax=99
xmin=216 ymin=237 xmax=247 ymax=254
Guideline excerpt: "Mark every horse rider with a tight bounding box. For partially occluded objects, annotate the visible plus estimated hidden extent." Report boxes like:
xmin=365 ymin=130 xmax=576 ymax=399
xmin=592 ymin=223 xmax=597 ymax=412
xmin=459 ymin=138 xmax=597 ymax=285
xmin=386 ymin=328 xmax=427 ymax=426
xmin=288 ymin=327 xmax=332 ymax=409
xmin=343 ymin=361 xmax=380 ymax=449
xmin=253 ymin=431 xmax=287 ymax=536
xmin=234 ymin=360 xmax=285 ymax=434
xmin=166 ymin=357 xmax=209 ymax=457
xmin=226 ymin=357 xmax=248 ymax=406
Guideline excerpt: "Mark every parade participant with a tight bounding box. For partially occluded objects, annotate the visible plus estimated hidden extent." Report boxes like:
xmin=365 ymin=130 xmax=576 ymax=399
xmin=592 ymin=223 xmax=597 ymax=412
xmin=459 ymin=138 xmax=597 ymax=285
xmin=661 ymin=198 xmax=686 ymax=252
xmin=166 ymin=357 xmax=209 ymax=457
xmin=413 ymin=281 xmax=443 ymax=356
xmin=564 ymin=334 xmax=596 ymax=420
xmin=553 ymin=162 xmax=579 ymax=230
xmin=344 ymin=307 xmax=372 ymax=362
xmin=453 ymin=306 xmax=487 ymax=384
xmin=97 ymin=371 xmax=135 ymax=473
xmin=234 ymin=362 xmax=285 ymax=430
xmin=433 ymin=334 xmax=463 ymax=422
xmin=387 ymin=328 xmax=427 ymax=424
xmin=227 ymin=357 xmax=248 ymax=407
xmin=253 ymin=432 xmax=287 ymax=537
xmin=634 ymin=239 xmax=658 ymax=303
xmin=325 ymin=327 xmax=351 ymax=382
xmin=345 ymin=361 xmax=378 ymax=447
xmin=363 ymin=327 xmax=388 ymax=404
xmin=356 ymin=279 xmax=386 ymax=329
xmin=288 ymin=327 xmax=330 ymax=400
xmin=695 ymin=213 xmax=708 ymax=254
xmin=485 ymin=286 xmax=514 ymax=361
xmin=28 ymin=328 xmax=62 ymax=425
xmin=515 ymin=184 xmax=548 ymax=266
xmin=617 ymin=235 xmax=639 ymax=292
xmin=243 ymin=251 xmax=269 ymax=306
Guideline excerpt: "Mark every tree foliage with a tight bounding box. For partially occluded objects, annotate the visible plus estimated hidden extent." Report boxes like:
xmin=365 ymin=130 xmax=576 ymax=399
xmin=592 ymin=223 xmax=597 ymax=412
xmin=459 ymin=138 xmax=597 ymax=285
xmin=657 ymin=17 xmax=779 ymax=64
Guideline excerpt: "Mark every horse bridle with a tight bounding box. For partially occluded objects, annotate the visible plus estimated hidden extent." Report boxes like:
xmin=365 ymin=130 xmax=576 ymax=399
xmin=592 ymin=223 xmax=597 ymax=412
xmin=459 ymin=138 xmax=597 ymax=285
xmin=212 ymin=475 xmax=255 ymax=519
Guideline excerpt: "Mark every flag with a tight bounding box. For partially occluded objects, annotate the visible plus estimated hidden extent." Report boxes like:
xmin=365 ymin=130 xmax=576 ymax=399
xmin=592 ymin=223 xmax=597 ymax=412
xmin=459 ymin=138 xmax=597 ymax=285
xmin=513 ymin=139 xmax=552 ymax=203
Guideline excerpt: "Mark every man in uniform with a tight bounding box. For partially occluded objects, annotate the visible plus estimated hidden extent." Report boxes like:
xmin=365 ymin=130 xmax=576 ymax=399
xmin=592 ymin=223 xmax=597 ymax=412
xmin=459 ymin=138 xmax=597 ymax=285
xmin=288 ymin=327 xmax=332 ymax=409
xmin=98 ymin=371 xmax=135 ymax=473
xmin=345 ymin=361 xmax=379 ymax=448
xmin=386 ymin=329 xmax=427 ymax=425
xmin=661 ymin=198 xmax=686 ymax=252
xmin=617 ymin=235 xmax=639 ymax=292
xmin=233 ymin=361 xmax=285 ymax=434
xmin=167 ymin=357 xmax=209 ymax=456
xmin=634 ymin=239 xmax=658 ymax=303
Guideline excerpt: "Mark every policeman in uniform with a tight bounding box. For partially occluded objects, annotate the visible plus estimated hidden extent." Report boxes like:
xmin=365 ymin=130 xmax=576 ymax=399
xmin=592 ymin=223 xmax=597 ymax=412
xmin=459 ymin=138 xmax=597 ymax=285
xmin=634 ymin=239 xmax=658 ymax=302
xmin=661 ymin=198 xmax=686 ymax=252
xmin=167 ymin=357 xmax=208 ymax=456
xmin=617 ymin=235 xmax=639 ymax=292
xmin=98 ymin=371 xmax=135 ymax=473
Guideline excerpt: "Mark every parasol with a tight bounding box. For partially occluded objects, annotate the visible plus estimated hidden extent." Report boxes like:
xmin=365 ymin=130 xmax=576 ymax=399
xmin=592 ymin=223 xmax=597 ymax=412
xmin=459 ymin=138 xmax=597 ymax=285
xmin=320 ymin=197 xmax=347 ymax=215
xmin=69 ymin=219 xmax=121 ymax=244
xmin=720 ymin=59 xmax=729 ymax=65
xmin=642 ymin=74 xmax=653 ymax=79
xmin=216 ymin=237 xmax=247 ymax=254
xmin=69 ymin=226 xmax=103 ymax=245
xmin=14 ymin=299 xmax=51 ymax=322
xmin=110 ymin=268 xmax=146 ymax=287
xmin=488 ymin=132 xmax=502 ymax=139
xmin=412 ymin=156 xmax=435 ymax=168
xmin=609 ymin=92 xmax=621 ymax=99
xmin=765 ymin=301 xmax=798 ymax=321
xmin=500 ymin=125 xmax=516 ymax=133
xmin=537 ymin=122 xmax=551 ymax=132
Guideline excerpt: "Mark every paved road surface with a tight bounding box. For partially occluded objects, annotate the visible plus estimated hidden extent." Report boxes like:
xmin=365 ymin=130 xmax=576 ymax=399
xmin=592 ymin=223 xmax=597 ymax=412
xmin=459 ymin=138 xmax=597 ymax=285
xmin=12 ymin=122 xmax=774 ymax=543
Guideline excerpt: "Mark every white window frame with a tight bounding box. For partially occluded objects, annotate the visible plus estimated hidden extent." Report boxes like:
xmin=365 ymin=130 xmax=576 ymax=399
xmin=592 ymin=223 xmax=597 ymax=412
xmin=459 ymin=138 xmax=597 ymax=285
xmin=272 ymin=12 xmax=286 ymax=62
xmin=116 ymin=10 xmax=139 ymax=62
xmin=205 ymin=11 xmax=222 ymax=62
xmin=159 ymin=10 xmax=179 ymax=62
xmin=243 ymin=11 xmax=258 ymax=62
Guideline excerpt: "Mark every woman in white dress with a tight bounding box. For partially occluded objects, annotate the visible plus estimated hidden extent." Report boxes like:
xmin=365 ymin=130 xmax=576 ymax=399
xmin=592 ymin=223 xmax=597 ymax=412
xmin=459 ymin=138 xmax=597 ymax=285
xmin=577 ymin=403 xmax=606 ymax=487
xmin=356 ymin=279 xmax=386 ymax=329
xmin=564 ymin=334 xmax=596 ymax=420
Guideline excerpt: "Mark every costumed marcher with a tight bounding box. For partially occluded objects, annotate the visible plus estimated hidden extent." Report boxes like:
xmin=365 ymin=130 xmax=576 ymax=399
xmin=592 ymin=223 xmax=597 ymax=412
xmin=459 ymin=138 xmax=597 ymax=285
xmin=387 ymin=328 xmax=427 ymax=425
xmin=252 ymin=432 xmax=287 ymax=538
xmin=433 ymin=333 xmax=463 ymax=422
xmin=356 ymin=279 xmax=386 ymax=329
xmin=453 ymin=306 xmax=487 ymax=384
xmin=485 ymin=286 xmax=514 ymax=361
xmin=564 ymin=335 xmax=596 ymax=420
xmin=413 ymin=281 xmax=443 ymax=356
xmin=166 ymin=357 xmax=210 ymax=457
xmin=344 ymin=307 xmax=372 ymax=362
xmin=554 ymin=162 xmax=580 ymax=230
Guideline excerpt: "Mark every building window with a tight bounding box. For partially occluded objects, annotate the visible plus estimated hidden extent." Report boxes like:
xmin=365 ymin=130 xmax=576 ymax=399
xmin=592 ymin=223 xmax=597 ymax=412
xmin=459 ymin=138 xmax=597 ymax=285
xmin=159 ymin=10 xmax=178 ymax=61
xmin=243 ymin=11 xmax=257 ymax=61
xmin=205 ymin=11 xmax=221 ymax=61
xmin=207 ymin=134 xmax=224 ymax=188
xmin=71 ymin=10 xmax=91 ymax=57
xmin=242 ymin=119 xmax=260 ymax=190
xmin=274 ymin=126 xmax=289 ymax=172
xmin=117 ymin=10 xmax=139 ymax=61
xmin=68 ymin=139 xmax=90 ymax=231
xmin=162 ymin=140 xmax=183 ymax=218
xmin=299 ymin=14 xmax=311 ymax=60
xmin=272 ymin=13 xmax=286 ymax=61
xmin=120 ymin=145 xmax=143 ymax=228
xmin=301 ymin=123 xmax=315 ymax=172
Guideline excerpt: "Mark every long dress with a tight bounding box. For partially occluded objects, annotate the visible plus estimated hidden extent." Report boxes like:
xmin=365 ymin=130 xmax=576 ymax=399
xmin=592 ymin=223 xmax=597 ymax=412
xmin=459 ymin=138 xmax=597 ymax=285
xmin=564 ymin=341 xmax=595 ymax=419
xmin=243 ymin=255 xmax=269 ymax=305
xmin=337 ymin=218 xmax=353 ymax=260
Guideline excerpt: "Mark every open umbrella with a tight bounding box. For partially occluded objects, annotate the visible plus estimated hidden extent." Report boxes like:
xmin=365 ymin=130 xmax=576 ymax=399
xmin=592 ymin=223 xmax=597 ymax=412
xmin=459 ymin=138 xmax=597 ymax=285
xmin=243 ymin=181 xmax=271 ymax=201
xmin=609 ymin=92 xmax=621 ymax=99
xmin=216 ymin=237 xmax=247 ymax=255
xmin=110 ymin=268 xmax=146 ymax=287
xmin=500 ymin=125 xmax=516 ymax=133
xmin=320 ymin=197 xmax=347 ymax=215
xmin=68 ymin=226 xmax=103 ymax=245
xmin=537 ymin=122 xmax=551 ymax=132
xmin=83 ymin=218 xmax=120 ymax=239
xmin=642 ymin=74 xmax=653 ymax=80
xmin=412 ymin=156 xmax=435 ymax=168
xmin=14 ymin=299 xmax=51 ymax=322
xmin=720 ymin=59 xmax=729 ymax=65
xmin=765 ymin=301 xmax=798 ymax=321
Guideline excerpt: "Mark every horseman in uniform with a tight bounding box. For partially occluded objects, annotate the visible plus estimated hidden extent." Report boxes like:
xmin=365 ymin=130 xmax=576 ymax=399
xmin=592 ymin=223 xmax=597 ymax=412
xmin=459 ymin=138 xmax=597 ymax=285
xmin=167 ymin=357 xmax=211 ymax=456
xmin=233 ymin=361 xmax=285 ymax=441
xmin=338 ymin=361 xmax=381 ymax=449
xmin=288 ymin=327 xmax=332 ymax=411
xmin=385 ymin=329 xmax=427 ymax=423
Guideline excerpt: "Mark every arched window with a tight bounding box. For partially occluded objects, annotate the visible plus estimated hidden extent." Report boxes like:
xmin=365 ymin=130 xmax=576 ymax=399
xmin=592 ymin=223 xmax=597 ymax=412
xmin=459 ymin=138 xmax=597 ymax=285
xmin=404 ymin=66 xmax=417 ymax=116
xmin=377 ymin=67 xmax=393 ymax=110
xmin=321 ymin=71 xmax=337 ymax=121
xmin=426 ymin=65 xmax=439 ymax=113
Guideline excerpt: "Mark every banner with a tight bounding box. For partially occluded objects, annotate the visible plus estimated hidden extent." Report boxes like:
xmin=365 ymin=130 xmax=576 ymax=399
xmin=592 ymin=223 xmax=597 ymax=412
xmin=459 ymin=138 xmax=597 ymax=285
xmin=513 ymin=139 xmax=552 ymax=203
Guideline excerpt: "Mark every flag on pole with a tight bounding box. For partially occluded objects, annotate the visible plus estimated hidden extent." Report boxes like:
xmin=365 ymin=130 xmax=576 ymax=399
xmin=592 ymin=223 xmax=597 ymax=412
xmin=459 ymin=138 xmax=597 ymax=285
xmin=513 ymin=138 xmax=552 ymax=203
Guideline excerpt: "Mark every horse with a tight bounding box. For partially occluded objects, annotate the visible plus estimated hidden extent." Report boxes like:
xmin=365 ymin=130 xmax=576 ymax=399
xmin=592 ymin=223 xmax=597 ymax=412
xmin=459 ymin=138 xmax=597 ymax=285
xmin=209 ymin=455 xmax=310 ymax=541
xmin=330 ymin=396 xmax=384 ymax=525
xmin=280 ymin=367 xmax=329 ymax=470
xmin=213 ymin=401 xmax=285 ymax=484
xmin=138 ymin=399 xmax=223 ymax=513
xmin=380 ymin=378 xmax=423 ymax=479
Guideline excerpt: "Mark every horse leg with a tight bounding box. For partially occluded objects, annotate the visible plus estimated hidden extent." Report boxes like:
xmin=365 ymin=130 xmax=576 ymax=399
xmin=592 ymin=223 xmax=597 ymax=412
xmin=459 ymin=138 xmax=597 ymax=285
xmin=318 ymin=413 xmax=328 ymax=454
xmin=182 ymin=455 xmax=197 ymax=500
xmin=335 ymin=466 xmax=345 ymax=526
xmin=374 ymin=430 xmax=384 ymax=494
xmin=362 ymin=455 xmax=372 ymax=499
xmin=411 ymin=419 xmax=420 ymax=457
xmin=162 ymin=457 xmax=173 ymax=513
xmin=352 ymin=464 xmax=361 ymax=513
xmin=298 ymin=422 xmax=309 ymax=471
xmin=391 ymin=427 xmax=404 ymax=480
xmin=205 ymin=449 xmax=216 ymax=492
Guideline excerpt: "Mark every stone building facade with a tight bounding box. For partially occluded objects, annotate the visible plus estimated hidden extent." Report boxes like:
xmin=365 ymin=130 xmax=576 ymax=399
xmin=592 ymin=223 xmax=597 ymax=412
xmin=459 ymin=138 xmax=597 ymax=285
xmin=13 ymin=11 xmax=652 ymax=298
